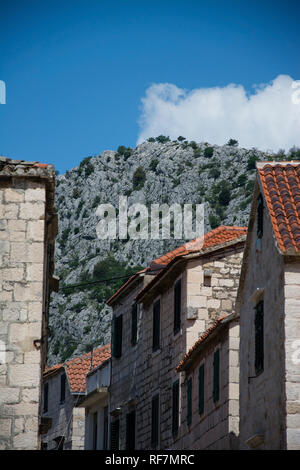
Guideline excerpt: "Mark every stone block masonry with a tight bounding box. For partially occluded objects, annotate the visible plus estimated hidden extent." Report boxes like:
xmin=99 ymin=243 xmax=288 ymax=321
xmin=0 ymin=158 xmax=57 ymax=450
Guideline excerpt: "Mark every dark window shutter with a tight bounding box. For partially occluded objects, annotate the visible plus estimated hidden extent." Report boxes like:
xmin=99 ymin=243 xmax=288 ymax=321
xmin=126 ymin=410 xmax=136 ymax=450
xmin=153 ymin=300 xmax=160 ymax=351
xmin=60 ymin=373 xmax=66 ymax=403
xmin=198 ymin=364 xmax=204 ymax=415
xmin=131 ymin=303 xmax=138 ymax=346
xmin=113 ymin=315 xmax=123 ymax=358
xmin=255 ymin=300 xmax=264 ymax=374
xmin=174 ymin=279 xmax=181 ymax=335
xmin=213 ymin=349 xmax=220 ymax=403
xmin=257 ymin=194 xmax=264 ymax=239
xmin=92 ymin=412 xmax=98 ymax=450
xmin=187 ymin=377 xmax=192 ymax=426
xmin=151 ymin=394 xmax=159 ymax=447
xmin=110 ymin=419 xmax=119 ymax=450
xmin=43 ymin=383 xmax=48 ymax=413
xmin=172 ymin=380 xmax=180 ymax=436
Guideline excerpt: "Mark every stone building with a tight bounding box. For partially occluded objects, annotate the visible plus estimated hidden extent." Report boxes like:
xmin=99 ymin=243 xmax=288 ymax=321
xmin=0 ymin=157 xmax=57 ymax=450
xmin=79 ymin=357 xmax=110 ymax=450
xmin=237 ymin=162 xmax=300 ymax=450
xmin=41 ymin=343 xmax=110 ymax=450
xmin=108 ymin=226 xmax=246 ymax=449
xmin=176 ymin=314 xmax=239 ymax=449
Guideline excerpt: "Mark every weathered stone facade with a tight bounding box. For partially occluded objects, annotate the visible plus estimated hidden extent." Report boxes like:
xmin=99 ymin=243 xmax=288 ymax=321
xmin=238 ymin=166 xmax=300 ymax=450
xmin=41 ymin=368 xmax=85 ymax=450
xmin=177 ymin=318 xmax=239 ymax=450
xmin=0 ymin=158 xmax=57 ymax=450
xmin=109 ymin=233 xmax=245 ymax=450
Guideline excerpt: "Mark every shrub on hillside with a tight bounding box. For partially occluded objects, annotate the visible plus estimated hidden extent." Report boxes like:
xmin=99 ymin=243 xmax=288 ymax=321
xmin=133 ymin=166 xmax=146 ymax=190
xmin=204 ymin=146 xmax=214 ymax=158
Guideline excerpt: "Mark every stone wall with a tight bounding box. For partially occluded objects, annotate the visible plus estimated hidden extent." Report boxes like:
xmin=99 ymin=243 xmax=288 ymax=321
xmin=178 ymin=320 xmax=239 ymax=450
xmin=137 ymin=245 xmax=243 ymax=450
xmin=284 ymin=263 xmax=300 ymax=450
xmin=109 ymin=276 xmax=148 ymax=449
xmin=41 ymin=369 xmax=85 ymax=450
xmin=0 ymin=178 xmax=48 ymax=450
xmin=239 ymin=190 xmax=286 ymax=449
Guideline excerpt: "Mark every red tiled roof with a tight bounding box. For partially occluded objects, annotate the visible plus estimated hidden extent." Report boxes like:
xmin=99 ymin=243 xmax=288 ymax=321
xmin=176 ymin=315 xmax=228 ymax=372
xmin=135 ymin=226 xmax=247 ymax=301
xmin=258 ymin=162 xmax=300 ymax=254
xmin=44 ymin=344 xmax=111 ymax=393
xmin=149 ymin=226 xmax=247 ymax=269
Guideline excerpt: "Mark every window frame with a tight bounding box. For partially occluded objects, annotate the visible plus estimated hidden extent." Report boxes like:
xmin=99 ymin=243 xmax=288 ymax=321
xmin=172 ymin=379 xmax=180 ymax=437
xmin=255 ymin=300 xmax=264 ymax=375
xmin=187 ymin=377 xmax=192 ymax=426
xmin=198 ymin=363 xmax=205 ymax=415
xmin=213 ymin=349 xmax=220 ymax=403
xmin=112 ymin=314 xmax=123 ymax=358
xmin=60 ymin=373 xmax=66 ymax=404
xmin=174 ymin=278 xmax=182 ymax=336
xmin=131 ymin=303 xmax=138 ymax=346
xmin=152 ymin=299 xmax=161 ymax=352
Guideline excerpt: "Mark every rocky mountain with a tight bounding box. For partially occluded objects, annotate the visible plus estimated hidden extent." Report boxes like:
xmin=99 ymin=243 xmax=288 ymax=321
xmin=48 ymin=137 xmax=298 ymax=365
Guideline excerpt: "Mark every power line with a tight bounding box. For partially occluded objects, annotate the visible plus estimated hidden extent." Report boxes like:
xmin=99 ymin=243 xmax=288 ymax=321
xmin=59 ymin=267 xmax=162 ymax=292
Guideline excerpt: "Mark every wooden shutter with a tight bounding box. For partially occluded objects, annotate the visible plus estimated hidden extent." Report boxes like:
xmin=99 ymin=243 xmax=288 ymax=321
xmin=152 ymin=300 xmax=160 ymax=351
xmin=213 ymin=349 xmax=220 ymax=402
xmin=151 ymin=394 xmax=159 ymax=447
xmin=126 ymin=410 xmax=136 ymax=450
xmin=174 ymin=279 xmax=181 ymax=335
xmin=131 ymin=303 xmax=138 ymax=345
xmin=110 ymin=419 xmax=119 ymax=450
xmin=187 ymin=377 xmax=192 ymax=426
xmin=113 ymin=315 xmax=123 ymax=358
xmin=172 ymin=380 xmax=180 ymax=436
xmin=43 ymin=382 xmax=48 ymax=413
xmin=60 ymin=373 xmax=66 ymax=403
xmin=255 ymin=300 xmax=264 ymax=374
xmin=92 ymin=412 xmax=98 ymax=450
xmin=198 ymin=364 xmax=204 ymax=415
xmin=257 ymin=194 xmax=264 ymax=239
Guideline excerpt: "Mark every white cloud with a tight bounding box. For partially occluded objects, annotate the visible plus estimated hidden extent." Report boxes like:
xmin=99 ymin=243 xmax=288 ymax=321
xmin=137 ymin=75 xmax=300 ymax=152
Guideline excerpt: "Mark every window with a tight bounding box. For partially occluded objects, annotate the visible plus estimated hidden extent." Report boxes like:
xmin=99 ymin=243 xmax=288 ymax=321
xmin=110 ymin=419 xmax=120 ymax=450
xmin=213 ymin=349 xmax=220 ymax=403
xmin=174 ymin=279 xmax=181 ymax=335
xmin=43 ymin=382 xmax=48 ymax=413
xmin=92 ymin=412 xmax=98 ymax=450
xmin=172 ymin=379 xmax=180 ymax=437
xmin=153 ymin=300 xmax=160 ymax=352
xmin=60 ymin=373 xmax=66 ymax=403
xmin=257 ymin=194 xmax=264 ymax=239
xmin=103 ymin=406 xmax=108 ymax=450
xmin=198 ymin=364 xmax=205 ymax=415
xmin=54 ymin=436 xmax=64 ymax=450
xmin=126 ymin=410 xmax=136 ymax=450
xmin=187 ymin=377 xmax=192 ymax=426
xmin=112 ymin=315 xmax=123 ymax=358
xmin=151 ymin=394 xmax=159 ymax=448
xmin=131 ymin=303 xmax=138 ymax=346
xmin=255 ymin=300 xmax=264 ymax=374
xmin=203 ymin=269 xmax=212 ymax=287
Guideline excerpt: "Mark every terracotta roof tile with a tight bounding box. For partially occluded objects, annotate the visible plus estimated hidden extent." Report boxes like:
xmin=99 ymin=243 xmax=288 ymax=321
xmin=176 ymin=315 xmax=228 ymax=372
xmin=44 ymin=344 xmax=111 ymax=393
xmin=136 ymin=226 xmax=247 ymax=301
xmin=258 ymin=162 xmax=300 ymax=254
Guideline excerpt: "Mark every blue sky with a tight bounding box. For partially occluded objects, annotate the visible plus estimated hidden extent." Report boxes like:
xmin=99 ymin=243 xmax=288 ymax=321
xmin=1 ymin=0 xmax=300 ymax=173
